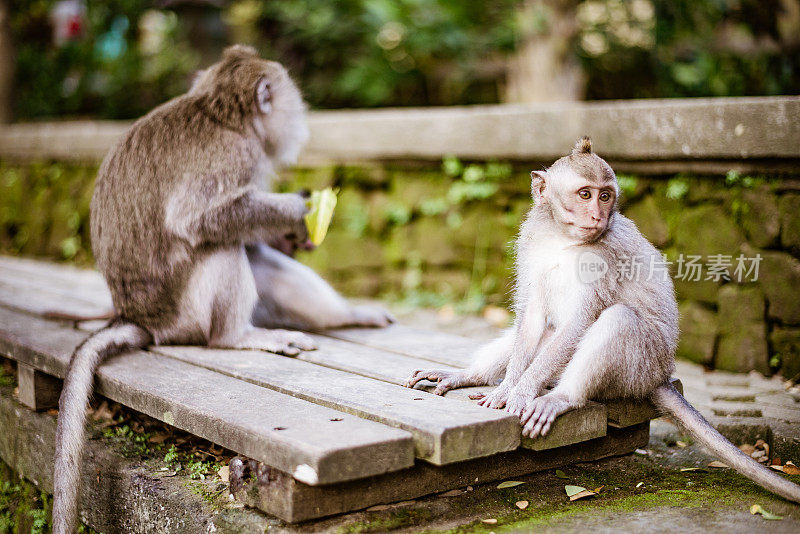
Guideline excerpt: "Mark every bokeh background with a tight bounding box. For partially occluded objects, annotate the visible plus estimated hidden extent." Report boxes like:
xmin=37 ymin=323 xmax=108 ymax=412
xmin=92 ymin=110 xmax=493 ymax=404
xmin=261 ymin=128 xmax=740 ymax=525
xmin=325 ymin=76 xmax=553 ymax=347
xmin=4 ymin=0 xmax=799 ymax=120
xmin=1 ymin=0 xmax=799 ymax=380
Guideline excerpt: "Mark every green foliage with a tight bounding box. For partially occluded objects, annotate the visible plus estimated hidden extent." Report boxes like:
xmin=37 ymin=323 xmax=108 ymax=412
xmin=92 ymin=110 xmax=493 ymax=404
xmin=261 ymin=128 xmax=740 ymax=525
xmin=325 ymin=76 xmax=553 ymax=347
xmin=0 ymin=466 xmax=54 ymax=534
xmin=665 ymin=178 xmax=689 ymax=200
xmin=579 ymin=0 xmax=799 ymax=99
xmin=0 ymin=161 xmax=96 ymax=264
xmin=225 ymin=0 xmax=517 ymax=109
xmin=164 ymin=444 xmax=179 ymax=465
xmin=29 ymin=508 xmax=47 ymax=534
xmin=616 ymin=174 xmax=639 ymax=196
xmin=10 ymin=0 xmax=200 ymax=119
xmin=725 ymin=170 xmax=762 ymax=189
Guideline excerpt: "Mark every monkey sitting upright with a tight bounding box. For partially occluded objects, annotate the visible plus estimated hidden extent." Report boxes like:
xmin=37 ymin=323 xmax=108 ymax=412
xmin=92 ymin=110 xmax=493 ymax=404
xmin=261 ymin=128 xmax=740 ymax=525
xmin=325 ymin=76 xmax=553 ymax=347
xmin=407 ymin=138 xmax=800 ymax=504
xmin=54 ymin=45 xmax=392 ymax=534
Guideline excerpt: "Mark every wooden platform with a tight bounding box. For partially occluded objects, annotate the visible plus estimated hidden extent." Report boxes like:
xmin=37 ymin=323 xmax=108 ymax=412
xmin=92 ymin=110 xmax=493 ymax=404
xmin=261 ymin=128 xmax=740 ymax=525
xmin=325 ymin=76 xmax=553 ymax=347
xmin=0 ymin=256 xmax=674 ymax=523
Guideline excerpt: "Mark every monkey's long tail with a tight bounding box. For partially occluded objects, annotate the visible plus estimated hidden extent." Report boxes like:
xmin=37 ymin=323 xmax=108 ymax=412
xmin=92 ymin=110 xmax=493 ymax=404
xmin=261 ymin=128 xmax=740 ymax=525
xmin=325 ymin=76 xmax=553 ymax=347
xmin=53 ymin=319 xmax=151 ymax=534
xmin=651 ymin=381 xmax=800 ymax=503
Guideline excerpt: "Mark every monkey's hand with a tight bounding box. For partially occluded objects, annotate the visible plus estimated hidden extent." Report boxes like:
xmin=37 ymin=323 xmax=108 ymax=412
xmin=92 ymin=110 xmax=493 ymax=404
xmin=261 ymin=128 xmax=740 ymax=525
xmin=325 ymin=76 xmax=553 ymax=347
xmin=513 ymin=391 xmax=572 ymax=439
xmin=477 ymin=381 xmax=513 ymax=409
xmin=405 ymin=369 xmax=466 ymax=395
xmin=277 ymin=193 xmax=312 ymax=247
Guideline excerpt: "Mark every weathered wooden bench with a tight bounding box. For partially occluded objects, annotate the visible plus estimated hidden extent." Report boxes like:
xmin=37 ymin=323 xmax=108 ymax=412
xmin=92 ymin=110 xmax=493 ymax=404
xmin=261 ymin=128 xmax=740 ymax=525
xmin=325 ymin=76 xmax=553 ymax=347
xmin=0 ymin=255 xmax=679 ymax=523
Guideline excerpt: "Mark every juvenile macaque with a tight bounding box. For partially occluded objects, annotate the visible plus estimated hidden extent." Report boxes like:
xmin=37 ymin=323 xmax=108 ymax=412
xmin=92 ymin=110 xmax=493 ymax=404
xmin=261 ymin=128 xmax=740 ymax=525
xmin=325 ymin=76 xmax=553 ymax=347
xmin=408 ymin=138 xmax=800 ymax=504
xmin=53 ymin=45 xmax=391 ymax=533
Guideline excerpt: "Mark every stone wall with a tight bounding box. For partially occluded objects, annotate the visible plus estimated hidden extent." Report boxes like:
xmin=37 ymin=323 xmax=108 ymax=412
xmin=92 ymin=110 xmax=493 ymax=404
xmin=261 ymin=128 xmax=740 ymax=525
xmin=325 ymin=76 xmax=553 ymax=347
xmin=1 ymin=160 xmax=798 ymax=379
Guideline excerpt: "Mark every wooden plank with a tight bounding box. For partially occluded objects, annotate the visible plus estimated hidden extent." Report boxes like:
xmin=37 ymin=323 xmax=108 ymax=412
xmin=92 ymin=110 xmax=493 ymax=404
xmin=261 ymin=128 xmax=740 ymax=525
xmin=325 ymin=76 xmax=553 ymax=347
xmin=151 ymin=344 xmax=520 ymax=465
xmin=0 ymin=306 xmax=415 ymax=484
xmin=325 ymin=324 xmax=479 ymax=367
xmin=0 ymin=256 xmax=112 ymax=316
xmin=326 ymin=324 xmax=667 ymax=432
xmin=0 ymin=279 xmax=109 ymax=317
xmin=301 ymin=335 xmax=607 ymax=452
xmin=233 ymin=423 xmax=650 ymax=523
xmin=17 ymin=363 xmax=62 ymax=411
xmin=0 ymin=256 xmax=632 ymax=446
xmin=606 ymin=378 xmax=684 ymax=428
xmin=0 ymin=255 xmax=108 ymax=291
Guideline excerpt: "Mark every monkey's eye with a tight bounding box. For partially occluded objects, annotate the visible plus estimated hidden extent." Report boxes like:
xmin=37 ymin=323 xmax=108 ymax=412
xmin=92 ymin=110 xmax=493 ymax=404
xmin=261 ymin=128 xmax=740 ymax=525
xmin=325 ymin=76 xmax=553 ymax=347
xmin=599 ymin=191 xmax=611 ymax=202
xmin=578 ymin=190 xmax=591 ymax=200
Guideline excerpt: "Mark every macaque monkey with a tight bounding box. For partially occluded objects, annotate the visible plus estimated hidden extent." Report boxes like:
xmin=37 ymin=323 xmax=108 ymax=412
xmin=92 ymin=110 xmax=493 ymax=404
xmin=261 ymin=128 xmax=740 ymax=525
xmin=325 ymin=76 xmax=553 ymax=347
xmin=54 ymin=45 xmax=391 ymax=533
xmin=408 ymin=138 xmax=800 ymax=504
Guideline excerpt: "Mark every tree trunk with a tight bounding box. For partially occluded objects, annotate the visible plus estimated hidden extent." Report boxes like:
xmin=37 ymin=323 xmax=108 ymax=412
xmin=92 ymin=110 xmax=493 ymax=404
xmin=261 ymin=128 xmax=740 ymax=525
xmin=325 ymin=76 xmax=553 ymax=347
xmin=0 ymin=0 xmax=13 ymax=123
xmin=505 ymin=0 xmax=585 ymax=103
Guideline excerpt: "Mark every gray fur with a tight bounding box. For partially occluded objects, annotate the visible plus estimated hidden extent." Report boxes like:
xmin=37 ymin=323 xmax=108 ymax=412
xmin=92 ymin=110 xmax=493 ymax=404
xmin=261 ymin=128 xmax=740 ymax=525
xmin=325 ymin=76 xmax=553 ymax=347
xmin=407 ymin=138 xmax=800 ymax=504
xmin=54 ymin=45 xmax=391 ymax=533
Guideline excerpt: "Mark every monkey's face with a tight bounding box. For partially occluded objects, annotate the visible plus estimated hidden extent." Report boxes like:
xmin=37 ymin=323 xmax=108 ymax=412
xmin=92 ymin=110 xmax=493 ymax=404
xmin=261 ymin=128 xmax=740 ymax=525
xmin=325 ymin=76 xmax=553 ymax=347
xmin=255 ymin=62 xmax=310 ymax=166
xmin=540 ymin=167 xmax=618 ymax=243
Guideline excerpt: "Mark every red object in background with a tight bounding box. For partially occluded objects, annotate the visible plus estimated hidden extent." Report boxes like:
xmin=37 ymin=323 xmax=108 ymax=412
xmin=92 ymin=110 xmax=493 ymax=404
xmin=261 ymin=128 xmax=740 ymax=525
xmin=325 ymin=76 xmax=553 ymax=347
xmin=51 ymin=0 xmax=86 ymax=45
xmin=66 ymin=15 xmax=83 ymax=39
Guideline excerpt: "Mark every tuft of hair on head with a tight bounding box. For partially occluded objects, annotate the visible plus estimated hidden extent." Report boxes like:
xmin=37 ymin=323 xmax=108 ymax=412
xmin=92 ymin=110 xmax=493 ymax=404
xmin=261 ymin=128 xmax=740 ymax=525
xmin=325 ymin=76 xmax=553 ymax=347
xmin=572 ymin=136 xmax=593 ymax=155
xmin=222 ymin=44 xmax=259 ymax=61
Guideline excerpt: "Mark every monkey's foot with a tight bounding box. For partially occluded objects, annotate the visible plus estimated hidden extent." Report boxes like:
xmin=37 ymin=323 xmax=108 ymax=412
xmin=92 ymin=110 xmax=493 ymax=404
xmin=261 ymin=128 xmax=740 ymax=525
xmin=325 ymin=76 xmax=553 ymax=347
xmin=517 ymin=392 xmax=572 ymax=439
xmin=405 ymin=369 xmax=466 ymax=395
xmin=478 ymin=383 xmax=512 ymax=409
xmin=348 ymin=305 xmax=396 ymax=328
xmin=216 ymin=328 xmax=317 ymax=356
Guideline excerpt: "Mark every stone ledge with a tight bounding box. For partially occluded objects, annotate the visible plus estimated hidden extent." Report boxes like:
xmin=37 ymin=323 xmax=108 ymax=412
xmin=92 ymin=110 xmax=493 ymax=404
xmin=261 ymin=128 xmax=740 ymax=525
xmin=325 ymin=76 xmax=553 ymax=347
xmin=0 ymin=97 xmax=797 ymax=173
xmin=0 ymin=385 xmax=270 ymax=533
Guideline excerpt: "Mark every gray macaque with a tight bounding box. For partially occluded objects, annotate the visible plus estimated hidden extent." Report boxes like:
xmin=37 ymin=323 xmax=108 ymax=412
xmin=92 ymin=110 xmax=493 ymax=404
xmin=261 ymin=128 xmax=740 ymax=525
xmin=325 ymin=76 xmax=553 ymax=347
xmin=53 ymin=45 xmax=391 ymax=533
xmin=408 ymin=138 xmax=800 ymax=504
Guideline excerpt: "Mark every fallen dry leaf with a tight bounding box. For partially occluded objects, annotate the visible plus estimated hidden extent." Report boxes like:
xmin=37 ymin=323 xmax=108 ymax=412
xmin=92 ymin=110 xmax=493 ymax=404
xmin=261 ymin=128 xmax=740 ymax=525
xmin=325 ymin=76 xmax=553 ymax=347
xmin=783 ymin=463 xmax=800 ymax=475
xmin=497 ymin=481 xmax=525 ymax=489
xmin=437 ymin=489 xmax=464 ymax=498
xmin=739 ymin=444 xmax=756 ymax=455
xmin=516 ymin=500 xmax=529 ymax=509
xmin=634 ymin=449 xmax=648 ymax=456
xmin=468 ymin=393 xmax=486 ymax=400
xmin=555 ymin=469 xmax=569 ymax=479
xmin=592 ymin=485 xmax=605 ymax=493
xmin=565 ymin=485 xmax=586 ymax=497
xmin=217 ymin=465 xmax=230 ymax=482
xmin=676 ymin=440 xmax=688 ymax=448
xmin=770 ymin=465 xmax=785 ymax=472
xmin=680 ymin=467 xmax=707 ymax=473
xmin=750 ymin=504 xmax=783 ymax=520
xmin=148 ymin=432 xmax=170 ymax=444
xmin=636 ymin=482 xmax=644 ymax=488
xmin=481 ymin=518 xmax=498 ymax=524
xmin=566 ymin=485 xmax=598 ymax=500
xmin=708 ymin=461 xmax=728 ymax=468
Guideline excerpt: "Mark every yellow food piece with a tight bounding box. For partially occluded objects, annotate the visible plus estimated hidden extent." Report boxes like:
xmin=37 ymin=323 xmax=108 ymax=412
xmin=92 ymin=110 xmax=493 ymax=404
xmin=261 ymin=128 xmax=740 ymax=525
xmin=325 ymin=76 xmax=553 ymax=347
xmin=304 ymin=188 xmax=338 ymax=245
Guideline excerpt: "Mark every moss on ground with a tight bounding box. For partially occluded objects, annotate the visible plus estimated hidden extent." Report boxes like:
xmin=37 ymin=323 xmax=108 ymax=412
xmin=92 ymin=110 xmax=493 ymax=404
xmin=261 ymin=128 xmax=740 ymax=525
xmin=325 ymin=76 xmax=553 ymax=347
xmin=420 ymin=458 xmax=800 ymax=533
xmin=338 ymin=509 xmax=435 ymax=534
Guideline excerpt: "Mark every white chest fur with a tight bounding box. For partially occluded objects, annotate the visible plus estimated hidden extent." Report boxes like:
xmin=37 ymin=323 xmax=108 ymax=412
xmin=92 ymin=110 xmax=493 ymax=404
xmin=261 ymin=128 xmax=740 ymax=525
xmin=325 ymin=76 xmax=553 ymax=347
xmin=518 ymin=234 xmax=587 ymax=327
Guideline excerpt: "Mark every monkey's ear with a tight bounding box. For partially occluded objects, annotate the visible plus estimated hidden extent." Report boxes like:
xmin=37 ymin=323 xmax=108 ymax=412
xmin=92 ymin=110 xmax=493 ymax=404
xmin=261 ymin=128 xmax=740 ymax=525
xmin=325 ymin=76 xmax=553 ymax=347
xmin=255 ymin=77 xmax=272 ymax=114
xmin=530 ymin=170 xmax=547 ymax=202
xmin=572 ymin=136 xmax=592 ymax=155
